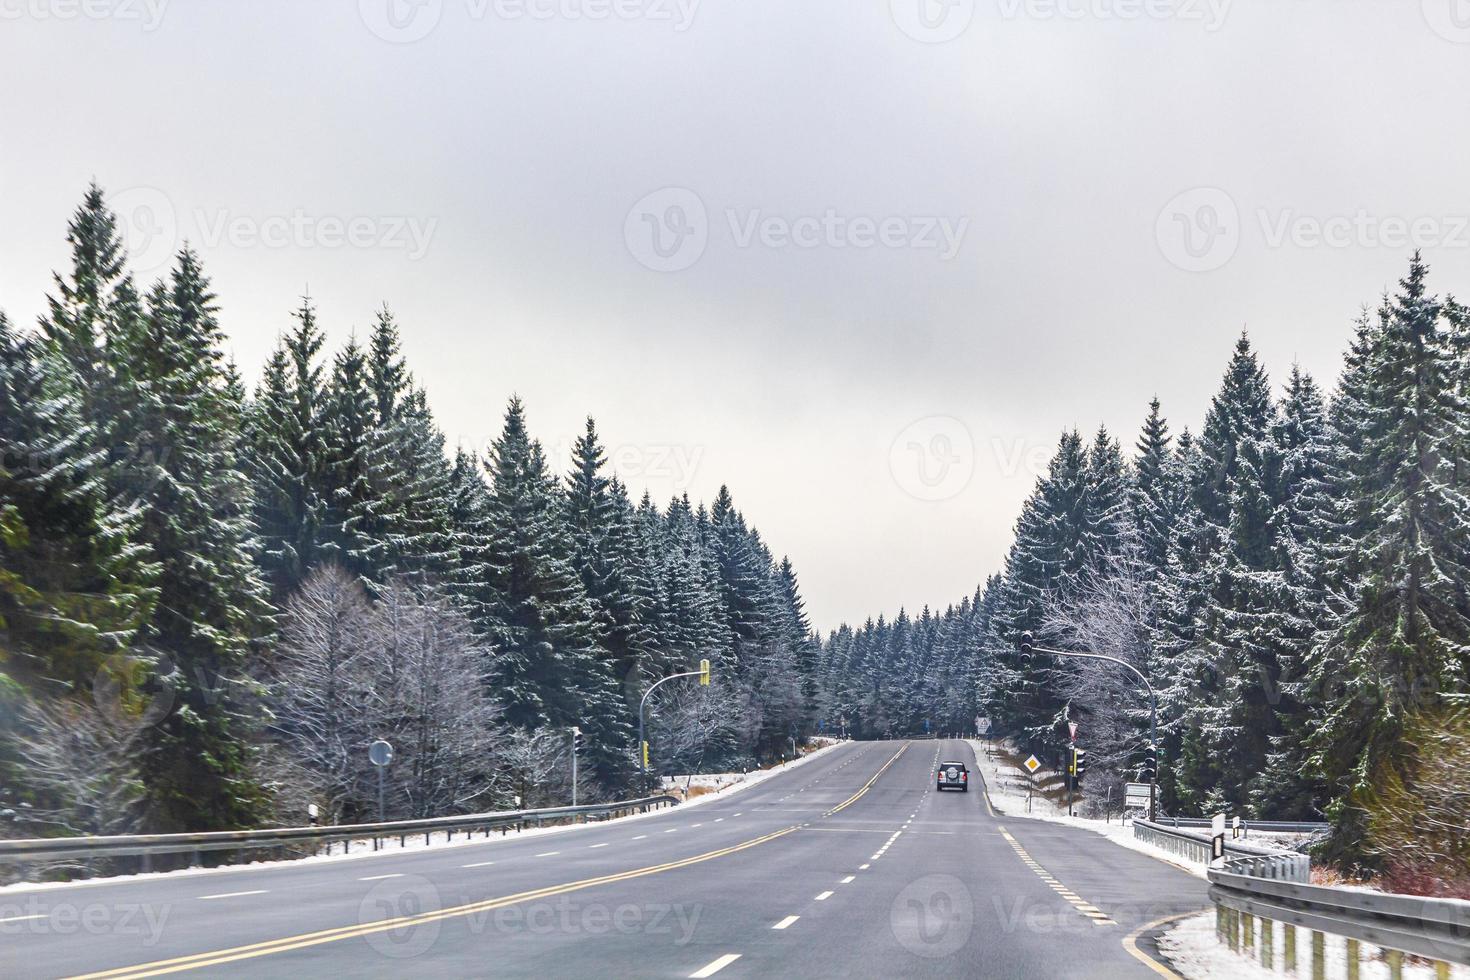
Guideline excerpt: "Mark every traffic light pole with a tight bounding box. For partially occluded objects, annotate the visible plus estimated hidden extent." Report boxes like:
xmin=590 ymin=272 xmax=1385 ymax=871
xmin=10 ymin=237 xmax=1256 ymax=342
xmin=1020 ymin=634 xmax=1159 ymax=822
xmin=637 ymin=661 xmax=712 ymax=782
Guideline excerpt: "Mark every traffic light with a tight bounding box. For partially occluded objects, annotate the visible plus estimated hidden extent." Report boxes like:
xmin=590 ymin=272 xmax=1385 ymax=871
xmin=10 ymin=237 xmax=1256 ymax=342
xmin=1141 ymin=743 xmax=1157 ymax=781
xmin=699 ymin=659 xmax=711 ymax=686
xmin=1073 ymin=748 xmax=1087 ymax=783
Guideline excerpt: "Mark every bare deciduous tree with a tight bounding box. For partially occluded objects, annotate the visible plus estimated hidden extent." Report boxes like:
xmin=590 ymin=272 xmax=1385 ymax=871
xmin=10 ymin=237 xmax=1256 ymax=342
xmin=1042 ymin=532 xmax=1157 ymax=816
xmin=267 ymin=566 xmax=505 ymax=822
xmin=11 ymin=697 xmax=147 ymax=837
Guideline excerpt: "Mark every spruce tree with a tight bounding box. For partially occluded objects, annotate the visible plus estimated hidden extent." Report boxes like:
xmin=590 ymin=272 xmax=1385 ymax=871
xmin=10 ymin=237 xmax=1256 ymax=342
xmin=1308 ymin=255 xmax=1470 ymax=864
xmin=0 ymin=312 xmax=155 ymax=692
xmin=245 ymin=299 xmax=331 ymax=599
xmin=107 ymin=249 xmax=276 ymax=831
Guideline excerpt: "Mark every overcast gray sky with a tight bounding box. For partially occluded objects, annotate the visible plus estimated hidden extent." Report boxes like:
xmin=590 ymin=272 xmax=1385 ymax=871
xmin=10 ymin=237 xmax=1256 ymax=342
xmin=4 ymin=0 xmax=1470 ymax=630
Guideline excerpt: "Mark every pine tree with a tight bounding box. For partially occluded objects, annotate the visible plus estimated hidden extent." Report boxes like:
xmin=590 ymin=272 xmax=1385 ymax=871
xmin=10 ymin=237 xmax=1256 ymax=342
xmin=320 ymin=335 xmax=378 ymax=581
xmin=1308 ymin=255 xmax=1470 ymax=864
xmin=1253 ymin=366 xmax=1333 ymax=819
xmin=465 ymin=399 xmax=633 ymax=785
xmin=0 ymin=311 xmax=155 ymax=693
xmin=106 ymin=248 xmax=275 ymax=830
xmin=1131 ymin=398 xmax=1175 ymax=575
xmin=245 ymin=299 xmax=331 ymax=599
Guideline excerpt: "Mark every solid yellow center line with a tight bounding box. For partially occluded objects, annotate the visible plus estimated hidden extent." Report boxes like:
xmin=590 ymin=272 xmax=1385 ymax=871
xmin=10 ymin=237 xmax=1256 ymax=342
xmin=68 ymin=825 xmax=803 ymax=979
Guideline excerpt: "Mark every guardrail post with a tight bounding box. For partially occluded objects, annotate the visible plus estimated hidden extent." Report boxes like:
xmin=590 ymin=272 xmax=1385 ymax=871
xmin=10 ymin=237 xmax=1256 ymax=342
xmin=1345 ymin=939 xmax=1359 ymax=980
xmin=1434 ymin=963 xmax=1449 ymax=980
xmin=1311 ymin=931 xmax=1324 ymax=980
xmin=1243 ymin=912 xmax=1254 ymax=953
xmin=1228 ymin=908 xmax=1240 ymax=952
xmin=1284 ymin=923 xmax=1296 ymax=973
xmin=1260 ymin=917 xmax=1272 ymax=969
xmin=1384 ymin=949 xmax=1402 ymax=980
xmin=1216 ymin=905 xmax=1225 ymax=943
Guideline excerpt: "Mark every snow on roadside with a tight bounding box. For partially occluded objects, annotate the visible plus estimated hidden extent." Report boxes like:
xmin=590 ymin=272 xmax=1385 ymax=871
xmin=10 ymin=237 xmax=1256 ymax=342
xmin=967 ymin=740 xmax=1467 ymax=980
xmin=659 ymin=737 xmax=845 ymax=804
xmin=966 ymin=739 xmax=1207 ymax=879
xmin=0 ymin=740 xmax=851 ymax=896
xmin=1158 ymin=909 xmax=1465 ymax=980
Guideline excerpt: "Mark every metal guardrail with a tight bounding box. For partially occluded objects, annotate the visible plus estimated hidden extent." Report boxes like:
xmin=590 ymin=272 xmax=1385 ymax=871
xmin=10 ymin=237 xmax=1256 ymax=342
xmin=1210 ymin=856 xmax=1470 ymax=973
xmin=0 ymin=796 xmax=680 ymax=875
xmin=1138 ymin=819 xmax=1469 ymax=974
xmin=1161 ymin=815 xmax=1329 ymax=836
xmin=1132 ymin=819 xmax=1311 ymax=881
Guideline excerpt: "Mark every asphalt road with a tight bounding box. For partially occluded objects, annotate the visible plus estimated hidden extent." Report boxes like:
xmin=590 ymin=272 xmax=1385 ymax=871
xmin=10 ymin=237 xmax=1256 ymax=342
xmin=0 ymin=739 xmax=1209 ymax=978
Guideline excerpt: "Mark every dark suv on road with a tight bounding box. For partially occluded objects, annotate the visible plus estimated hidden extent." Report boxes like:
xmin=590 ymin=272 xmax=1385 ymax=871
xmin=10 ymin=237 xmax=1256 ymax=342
xmin=936 ymin=761 xmax=969 ymax=792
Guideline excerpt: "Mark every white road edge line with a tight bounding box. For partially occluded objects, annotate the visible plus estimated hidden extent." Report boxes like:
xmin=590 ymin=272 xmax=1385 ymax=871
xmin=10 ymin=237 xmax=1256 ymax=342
xmin=772 ymin=915 xmax=800 ymax=930
xmin=196 ymin=890 xmax=268 ymax=901
xmin=690 ymin=953 xmax=742 ymax=977
xmin=358 ymin=874 xmax=403 ymax=881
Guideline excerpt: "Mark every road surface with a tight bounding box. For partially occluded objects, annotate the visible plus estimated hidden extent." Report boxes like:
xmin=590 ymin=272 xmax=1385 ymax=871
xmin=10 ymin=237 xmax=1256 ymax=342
xmin=0 ymin=739 xmax=1209 ymax=978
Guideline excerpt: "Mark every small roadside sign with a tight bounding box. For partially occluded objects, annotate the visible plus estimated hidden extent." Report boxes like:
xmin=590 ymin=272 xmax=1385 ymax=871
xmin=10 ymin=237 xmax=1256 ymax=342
xmin=1023 ymin=755 xmax=1042 ymax=774
xmin=1211 ymin=813 xmax=1226 ymax=863
xmin=1125 ymin=782 xmax=1151 ymax=809
xmin=976 ymin=716 xmax=991 ymax=735
xmin=1068 ymin=721 xmax=1078 ymax=740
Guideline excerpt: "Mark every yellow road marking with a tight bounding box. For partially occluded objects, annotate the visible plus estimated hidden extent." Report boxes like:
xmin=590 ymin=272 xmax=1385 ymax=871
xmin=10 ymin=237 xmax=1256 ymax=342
xmin=67 ymin=825 xmax=802 ymax=979
xmin=1122 ymin=910 xmax=1202 ymax=979
xmin=823 ymin=744 xmax=908 ymax=816
xmin=998 ymin=829 xmax=1116 ymax=927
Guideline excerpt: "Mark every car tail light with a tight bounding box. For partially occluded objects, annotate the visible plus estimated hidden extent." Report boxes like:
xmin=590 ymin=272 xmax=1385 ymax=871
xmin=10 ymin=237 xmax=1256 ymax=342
xmin=962 ymin=772 xmax=967 ymax=780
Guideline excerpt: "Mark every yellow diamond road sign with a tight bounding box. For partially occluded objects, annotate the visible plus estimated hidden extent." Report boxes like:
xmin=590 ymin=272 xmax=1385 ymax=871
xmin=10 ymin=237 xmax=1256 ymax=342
xmin=1023 ymin=755 xmax=1042 ymax=774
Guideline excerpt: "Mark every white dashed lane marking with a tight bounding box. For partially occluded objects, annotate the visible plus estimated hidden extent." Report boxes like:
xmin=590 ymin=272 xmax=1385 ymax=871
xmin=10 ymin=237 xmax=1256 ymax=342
xmin=196 ymin=890 xmax=268 ymax=901
xmin=462 ymin=860 xmax=495 ymax=868
xmin=535 ymin=851 xmax=560 ymax=857
xmin=814 ymin=891 xmax=833 ymax=901
xmin=772 ymin=915 xmax=800 ymax=930
xmin=690 ymin=953 xmax=742 ymax=977
xmin=358 ymin=873 xmax=403 ymax=881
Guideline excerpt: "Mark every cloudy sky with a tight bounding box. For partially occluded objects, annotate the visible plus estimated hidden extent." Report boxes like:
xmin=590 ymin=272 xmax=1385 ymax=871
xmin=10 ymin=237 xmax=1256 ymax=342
xmin=3 ymin=0 xmax=1470 ymax=630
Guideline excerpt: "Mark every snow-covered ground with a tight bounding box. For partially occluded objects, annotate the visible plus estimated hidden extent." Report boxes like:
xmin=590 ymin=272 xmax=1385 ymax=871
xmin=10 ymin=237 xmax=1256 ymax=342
xmin=659 ymin=738 xmax=843 ymax=804
xmin=965 ymin=739 xmax=1206 ymax=878
xmin=967 ymin=741 xmax=1467 ymax=980
xmin=0 ymin=739 xmax=850 ymax=896
xmin=1159 ymin=909 xmax=1465 ymax=980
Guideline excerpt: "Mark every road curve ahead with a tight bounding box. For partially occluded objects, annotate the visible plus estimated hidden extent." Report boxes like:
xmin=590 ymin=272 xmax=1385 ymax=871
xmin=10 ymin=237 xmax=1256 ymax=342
xmin=0 ymin=740 xmax=1208 ymax=979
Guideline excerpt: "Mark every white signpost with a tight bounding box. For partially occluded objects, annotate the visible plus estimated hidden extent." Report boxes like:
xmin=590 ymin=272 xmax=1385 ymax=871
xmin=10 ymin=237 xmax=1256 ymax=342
xmin=1210 ymin=812 xmax=1227 ymax=866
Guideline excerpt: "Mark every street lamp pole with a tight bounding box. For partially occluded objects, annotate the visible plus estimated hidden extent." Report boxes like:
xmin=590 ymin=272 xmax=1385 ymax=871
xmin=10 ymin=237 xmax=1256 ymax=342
xmin=638 ymin=662 xmax=710 ymax=782
xmin=1019 ymin=633 xmax=1158 ymax=822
